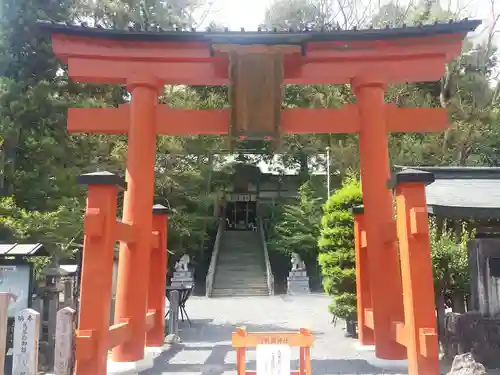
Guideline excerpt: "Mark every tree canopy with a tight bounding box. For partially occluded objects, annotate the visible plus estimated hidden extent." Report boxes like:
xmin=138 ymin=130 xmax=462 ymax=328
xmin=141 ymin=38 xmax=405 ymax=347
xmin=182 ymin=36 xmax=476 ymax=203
xmin=1 ymin=0 xmax=499 ymax=287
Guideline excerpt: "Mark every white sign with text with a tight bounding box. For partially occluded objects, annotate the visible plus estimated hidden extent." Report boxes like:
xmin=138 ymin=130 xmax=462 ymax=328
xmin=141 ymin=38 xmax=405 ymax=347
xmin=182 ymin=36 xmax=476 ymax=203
xmin=256 ymin=344 xmax=291 ymax=375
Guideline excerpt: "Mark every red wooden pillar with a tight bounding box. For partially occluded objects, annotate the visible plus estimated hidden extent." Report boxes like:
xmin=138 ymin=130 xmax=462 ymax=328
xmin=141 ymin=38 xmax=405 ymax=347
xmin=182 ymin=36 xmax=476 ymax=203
xmin=350 ymin=205 xmax=374 ymax=346
xmin=75 ymin=172 xmax=125 ymax=375
xmin=113 ymin=74 xmax=162 ymax=362
xmin=353 ymin=76 xmax=406 ymax=359
xmin=146 ymin=204 xmax=170 ymax=346
xmin=390 ymin=169 xmax=439 ymax=375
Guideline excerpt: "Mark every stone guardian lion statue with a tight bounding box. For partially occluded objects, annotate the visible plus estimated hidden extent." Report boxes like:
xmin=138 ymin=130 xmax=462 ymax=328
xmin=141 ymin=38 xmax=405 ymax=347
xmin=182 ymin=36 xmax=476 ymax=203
xmin=291 ymin=252 xmax=306 ymax=271
xmin=174 ymin=254 xmax=190 ymax=272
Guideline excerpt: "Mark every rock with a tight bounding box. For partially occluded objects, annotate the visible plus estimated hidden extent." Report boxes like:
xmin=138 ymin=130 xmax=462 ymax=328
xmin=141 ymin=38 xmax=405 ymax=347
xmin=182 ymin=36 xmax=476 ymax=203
xmin=446 ymin=353 xmax=487 ymax=375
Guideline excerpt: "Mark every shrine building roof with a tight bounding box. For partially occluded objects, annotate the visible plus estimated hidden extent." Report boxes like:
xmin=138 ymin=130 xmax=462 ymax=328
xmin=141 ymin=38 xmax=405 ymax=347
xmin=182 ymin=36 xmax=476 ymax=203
xmin=396 ymin=166 xmax=500 ymax=220
xmin=0 ymin=243 xmax=48 ymax=258
xmin=37 ymin=19 xmax=480 ymax=45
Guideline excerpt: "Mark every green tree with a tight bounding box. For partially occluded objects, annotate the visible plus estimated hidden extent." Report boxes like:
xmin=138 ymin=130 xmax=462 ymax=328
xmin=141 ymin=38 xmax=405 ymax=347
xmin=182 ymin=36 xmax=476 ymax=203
xmin=317 ymin=175 xmax=362 ymax=320
xmin=269 ymin=181 xmax=322 ymax=271
xmin=429 ymin=219 xmax=472 ymax=338
xmin=0 ymin=196 xmax=83 ymax=276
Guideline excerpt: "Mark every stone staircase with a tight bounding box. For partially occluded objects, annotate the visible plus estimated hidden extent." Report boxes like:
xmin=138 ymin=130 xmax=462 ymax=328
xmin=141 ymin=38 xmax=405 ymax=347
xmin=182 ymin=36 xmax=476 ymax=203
xmin=211 ymin=230 xmax=270 ymax=297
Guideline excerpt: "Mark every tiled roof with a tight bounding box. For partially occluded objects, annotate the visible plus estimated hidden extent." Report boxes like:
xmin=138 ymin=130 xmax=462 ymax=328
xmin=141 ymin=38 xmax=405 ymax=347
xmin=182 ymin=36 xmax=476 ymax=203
xmin=425 ymin=179 xmax=500 ymax=209
xmin=36 ymin=19 xmax=481 ymax=44
xmin=398 ymin=166 xmax=500 ymax=219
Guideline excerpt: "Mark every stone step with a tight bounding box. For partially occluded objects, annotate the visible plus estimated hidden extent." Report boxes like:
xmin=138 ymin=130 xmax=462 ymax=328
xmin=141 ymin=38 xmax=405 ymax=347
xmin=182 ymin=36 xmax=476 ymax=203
xmin=215 ymin=274 xmax=266 ymax=279
xmin=215 ymin=270 xmax=265 ymax=274
xmin=216 ymin=264 xmax=264 ymax=268
xmin=216 ymin=270 xmax=264 ymax=273
xmin=213 ymin=278 xmax=266 ymax=284
xmin=218 ymin=256 xmax=262 ymax=260
xmin=214 ymin=275 xmax=267 ymax=281
xmin=213 ymin=284 xmax=268 ymax=289
xmin=214 ymin=274 xmax=267 ymax=279
xmin=216 ymin=265 xmax=264 ymax=269
xmin=213 ymin=278 xmax=267 ymax=283
xmin=211 ymin=290 xmax=270 ymax=297
xmin=219 ymin=251 xmax=261 ymax=255
xmin=219 ymin=248 xmax=261 ymax=252
xmin=218 ymin=253 xmax=262 ymax=257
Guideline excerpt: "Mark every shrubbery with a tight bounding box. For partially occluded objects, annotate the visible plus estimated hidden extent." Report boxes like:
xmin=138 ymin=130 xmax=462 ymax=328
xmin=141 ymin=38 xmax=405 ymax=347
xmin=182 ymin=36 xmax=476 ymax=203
xmin=317 ymin=175 xmax=362 ymax=320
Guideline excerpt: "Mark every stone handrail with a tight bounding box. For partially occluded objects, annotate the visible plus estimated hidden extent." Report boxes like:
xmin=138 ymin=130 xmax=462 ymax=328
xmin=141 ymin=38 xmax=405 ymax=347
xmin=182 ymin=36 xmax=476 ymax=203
xmin=205 ymin=219 xmax=224 ymax=298
xmin=258 ymin=218 xmax=275 ymax=296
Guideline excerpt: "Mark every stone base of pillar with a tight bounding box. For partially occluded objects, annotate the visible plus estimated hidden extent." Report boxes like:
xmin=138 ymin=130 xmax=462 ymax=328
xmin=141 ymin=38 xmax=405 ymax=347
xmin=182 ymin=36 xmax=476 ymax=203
xmin=365 ymin=356 xmax=408 ymax=372
xmin=353 ymin=343 xmax=376 ymax=351
xmin=287 ymin=270 xmax=310 ymax=295
xmin=107 ymin=347 xmax=166 ymax=375
xmin=170 ymin=271 xmax=194 ymax=288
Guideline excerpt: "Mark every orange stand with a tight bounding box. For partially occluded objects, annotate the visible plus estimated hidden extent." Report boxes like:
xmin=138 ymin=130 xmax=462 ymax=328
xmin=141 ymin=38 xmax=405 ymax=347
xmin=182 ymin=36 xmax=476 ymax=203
xmin=231 ymin=327 xmax=314 ymax=375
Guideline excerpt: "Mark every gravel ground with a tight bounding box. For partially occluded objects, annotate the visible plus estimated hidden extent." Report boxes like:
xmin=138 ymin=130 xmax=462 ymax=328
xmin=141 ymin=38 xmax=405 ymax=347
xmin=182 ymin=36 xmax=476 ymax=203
xmin=140 ymin=294 xmax=439 ymax=375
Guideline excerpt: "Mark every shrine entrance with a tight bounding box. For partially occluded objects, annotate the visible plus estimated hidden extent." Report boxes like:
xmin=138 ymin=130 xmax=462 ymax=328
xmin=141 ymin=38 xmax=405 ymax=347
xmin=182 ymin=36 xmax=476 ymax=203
xmin=38 ymin=18 xmax=480 ymax=375
xmin=226 ymin=200 xmax=257 ymax=230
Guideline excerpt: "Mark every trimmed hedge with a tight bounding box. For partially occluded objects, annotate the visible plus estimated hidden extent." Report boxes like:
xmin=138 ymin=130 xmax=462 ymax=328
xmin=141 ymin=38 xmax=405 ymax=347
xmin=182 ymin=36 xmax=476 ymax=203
xmin=318 ymin=176 xmax=362 ymax=320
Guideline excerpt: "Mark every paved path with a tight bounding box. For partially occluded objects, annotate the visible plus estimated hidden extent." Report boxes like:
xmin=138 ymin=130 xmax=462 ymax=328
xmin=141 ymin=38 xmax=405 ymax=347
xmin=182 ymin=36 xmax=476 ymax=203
xmin=141 ymin=294 xmax=416 ymax=375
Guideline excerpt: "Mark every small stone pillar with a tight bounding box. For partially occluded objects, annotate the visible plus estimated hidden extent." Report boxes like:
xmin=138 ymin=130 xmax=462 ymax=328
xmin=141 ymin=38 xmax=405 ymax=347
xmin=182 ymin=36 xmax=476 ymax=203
xmin=170 ymin=254 xmax=193 ymax=288
xmin=287 ymin=253 xmax=310 ymax=295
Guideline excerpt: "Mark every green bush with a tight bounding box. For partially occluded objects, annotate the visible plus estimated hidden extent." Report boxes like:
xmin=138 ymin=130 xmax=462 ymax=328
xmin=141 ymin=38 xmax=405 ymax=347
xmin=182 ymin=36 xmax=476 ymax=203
xmin=317 ymin=175 xmax=362 ymax=320
xmin=429 ymin=219 xmax=472 ymax=305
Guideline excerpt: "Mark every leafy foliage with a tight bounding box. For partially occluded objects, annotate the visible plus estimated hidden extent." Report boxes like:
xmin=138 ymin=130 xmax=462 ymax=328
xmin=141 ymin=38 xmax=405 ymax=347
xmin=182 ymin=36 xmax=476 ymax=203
xmin=268 ymin=181 xmax=322 ymax=270
xmin=429 ymin=220 xmax=473 ymax=299
xmin=318 ymin=175 xmax=362 ymax=320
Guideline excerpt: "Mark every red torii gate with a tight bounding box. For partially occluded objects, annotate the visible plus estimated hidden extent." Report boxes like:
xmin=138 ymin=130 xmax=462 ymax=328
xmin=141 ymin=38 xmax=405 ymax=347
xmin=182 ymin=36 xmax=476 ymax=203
xmin=38 ymin=18 xmax=479 ymax=375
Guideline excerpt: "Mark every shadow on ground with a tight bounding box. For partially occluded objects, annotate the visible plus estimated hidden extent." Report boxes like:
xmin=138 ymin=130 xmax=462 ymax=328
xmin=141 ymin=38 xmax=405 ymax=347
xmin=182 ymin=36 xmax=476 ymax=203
xmin=179 ymin=319 xmax=326 ymax=343
xmin=140 ymin=319 xmax=406 ymax=375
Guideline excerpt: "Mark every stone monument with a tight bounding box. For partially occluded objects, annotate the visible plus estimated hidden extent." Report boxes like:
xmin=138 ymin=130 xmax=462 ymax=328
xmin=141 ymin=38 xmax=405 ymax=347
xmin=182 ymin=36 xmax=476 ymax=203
xmin=170 ymin=254 xmax=193 ymax=288
xmin=12 ymin=308 xmax=40 ymax=375
xmin=287 ymin=253 xmax=310 ymax=295
xmin=54 ymin=307 xmax=76 ymax=375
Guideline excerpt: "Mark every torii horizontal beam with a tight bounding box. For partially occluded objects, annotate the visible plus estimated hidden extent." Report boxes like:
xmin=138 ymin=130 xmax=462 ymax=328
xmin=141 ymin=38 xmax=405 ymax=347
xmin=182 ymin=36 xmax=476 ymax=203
xmin=68 ymin=104 xmax=448 ymax=135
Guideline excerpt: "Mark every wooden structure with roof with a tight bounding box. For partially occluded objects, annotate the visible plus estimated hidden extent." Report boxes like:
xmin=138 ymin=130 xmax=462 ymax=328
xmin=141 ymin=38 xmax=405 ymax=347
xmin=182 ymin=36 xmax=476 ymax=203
xmin=37 ymin=19 xmax=480 ymax=375
xmin=398 ymin=166 xmax=500 ymax=235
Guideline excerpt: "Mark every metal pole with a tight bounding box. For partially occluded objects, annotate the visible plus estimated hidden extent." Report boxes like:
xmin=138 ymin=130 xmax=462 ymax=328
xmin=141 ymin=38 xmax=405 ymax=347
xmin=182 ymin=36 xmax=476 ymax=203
xmin=326 ymin=147 xmax=331 ymax=199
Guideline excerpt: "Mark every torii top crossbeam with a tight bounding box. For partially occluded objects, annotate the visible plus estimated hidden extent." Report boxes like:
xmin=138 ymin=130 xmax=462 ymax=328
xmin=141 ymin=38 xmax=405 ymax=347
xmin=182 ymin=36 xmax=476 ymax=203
xmin=38 ymin=20 xmax=479 ymax=148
